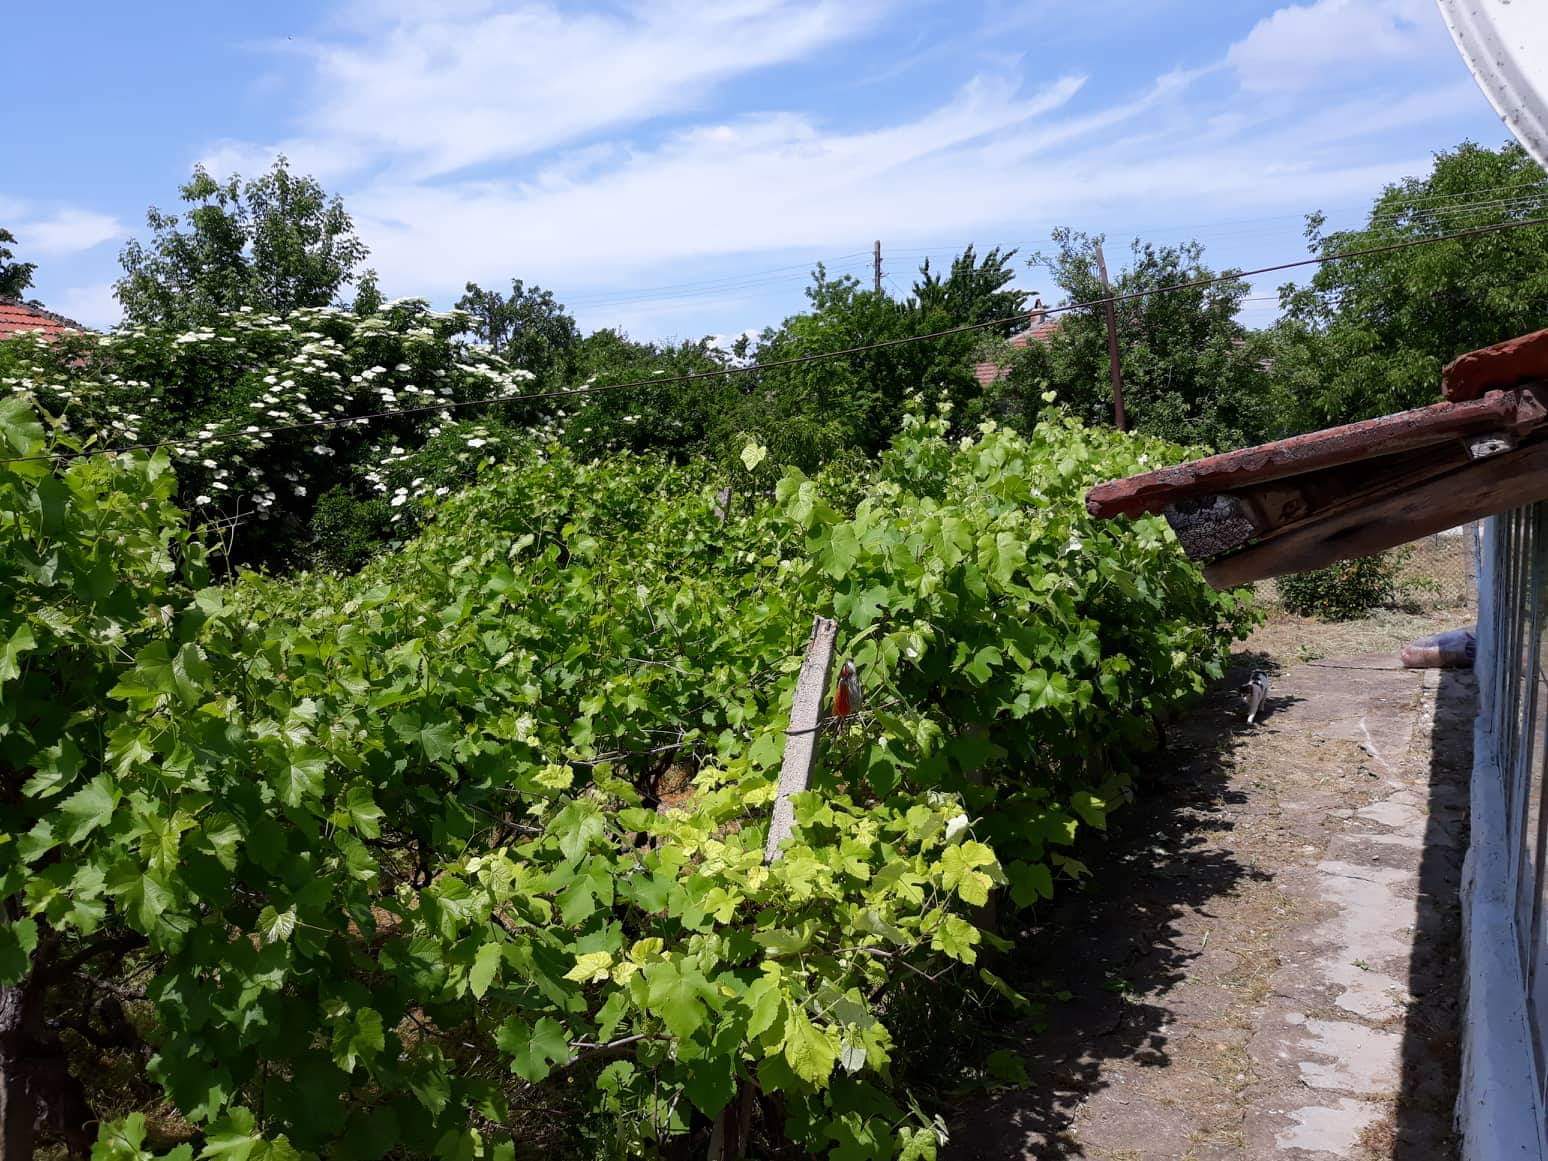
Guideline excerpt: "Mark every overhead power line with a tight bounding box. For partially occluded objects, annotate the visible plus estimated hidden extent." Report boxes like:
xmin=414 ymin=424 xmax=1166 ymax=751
xmin=560 ymin=252 xmax=871 ymax=308
xmin=540 ymin=183 xmax=1548 ymax=311
xmin=7 ymin=213 xmax=1548 ymax=468
xmin=874 ymin=189 xmax=1548 ymax=263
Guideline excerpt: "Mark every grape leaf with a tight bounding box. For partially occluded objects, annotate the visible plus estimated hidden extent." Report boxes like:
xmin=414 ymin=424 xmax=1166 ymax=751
xmin=780 ymin=1008 xmax=838 ymax=1086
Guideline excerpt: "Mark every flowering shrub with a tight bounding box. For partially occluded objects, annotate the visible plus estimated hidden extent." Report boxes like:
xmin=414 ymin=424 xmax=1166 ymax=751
xmin=0 ymin=300 xmax=542 ymax=567
xmin=0 ymin=394 xmax=1254 ymax=1159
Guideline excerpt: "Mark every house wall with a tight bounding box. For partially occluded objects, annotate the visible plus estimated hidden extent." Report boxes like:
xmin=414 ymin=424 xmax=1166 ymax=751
xmin=1459 ymin=508 xmax=1548 ymax=1159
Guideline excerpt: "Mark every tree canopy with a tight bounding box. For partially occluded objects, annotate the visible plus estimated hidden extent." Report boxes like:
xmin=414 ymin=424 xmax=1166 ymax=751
xmin=116 ymin=157 xmax=370 ymax=327
xmin=0 ymin=226 xmax=36 ymax=299
xmin=745 ymin=247 xmax=1030 ymax=469
xmin=911 ymin=244 xmax=1027 ymax=327
xmin=539 ymin=247 xmax=1031 ymax=479
xmin=0 ymin=300 xmax=539 ymax=570
xmin=1269 ymin=140 xmax=1548 ymax=432
xmin=455 ymin=279 xmax=580 ymax=385
xmin=993 ymin=231 xmax=1272 ymax=449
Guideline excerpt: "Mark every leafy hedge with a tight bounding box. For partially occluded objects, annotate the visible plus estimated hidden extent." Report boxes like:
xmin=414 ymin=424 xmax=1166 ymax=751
xmin=1276 ymin=551 xmax=1407 ymax=621
xmin=0 ymin=301 xmax=542 ymax=568
xmin=0 ymin=399 xmax=1254 ymax=1159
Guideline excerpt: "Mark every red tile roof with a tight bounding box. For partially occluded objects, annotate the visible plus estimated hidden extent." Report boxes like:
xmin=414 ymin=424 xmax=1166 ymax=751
xmin=974 ymin=307 xmax=1060 ymax=387
xmin=1086 ymin=389 xmax=1538 ymax=521
xmin=1442 ymin=326 xmax=1548 ymax=401
xmin=1009 ymin=314 xmax=1060 ymax=348
xmin=1084 ymin=326 xmax=1548 ymax=587
xmin=973 ymin=361 xmax=1008 ymax=388
xmin=0 ymin=298 xmax=85 ymax=340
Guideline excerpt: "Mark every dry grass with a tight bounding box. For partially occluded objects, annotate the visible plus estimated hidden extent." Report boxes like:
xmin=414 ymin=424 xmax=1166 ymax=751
xmin=1247 ymin=533 xmax=1476 ymax=664
xmin=1357 ymin=1111 xmax=1400 ymax=1158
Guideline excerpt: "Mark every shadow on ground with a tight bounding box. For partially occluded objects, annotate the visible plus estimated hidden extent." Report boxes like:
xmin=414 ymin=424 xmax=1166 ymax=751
xmin=941 ymin=658 xmax=1469 ymax=1160
xmin=943 ymin=661 xmax=1292 ymax=1159
xmin=1387 ymin=669 xmax=1470 ymax=1158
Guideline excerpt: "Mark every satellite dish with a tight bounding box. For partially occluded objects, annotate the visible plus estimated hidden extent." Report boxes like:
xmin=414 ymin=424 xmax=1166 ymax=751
xmin=1437 ymin=0 xmax=1548 ymax=168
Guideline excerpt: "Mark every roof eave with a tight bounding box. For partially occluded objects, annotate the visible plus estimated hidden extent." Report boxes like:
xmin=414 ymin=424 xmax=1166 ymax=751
xmin=1083 ymin=327 xmax=1548 ymax=588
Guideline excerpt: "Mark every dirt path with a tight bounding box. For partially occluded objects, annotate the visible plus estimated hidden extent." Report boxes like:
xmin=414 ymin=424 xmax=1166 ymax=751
xmin=946 ymin=638 xmax=1472 ymax=1160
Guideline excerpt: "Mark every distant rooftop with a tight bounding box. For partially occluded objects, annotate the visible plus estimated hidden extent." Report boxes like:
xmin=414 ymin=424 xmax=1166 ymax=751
xmin=1009 ymin=307 xmax=1060 ymax=349
xmin=0 ymin=297 xmax=86 ymax=340
xmin=973 ymin=301 xmax=1060 ymax=388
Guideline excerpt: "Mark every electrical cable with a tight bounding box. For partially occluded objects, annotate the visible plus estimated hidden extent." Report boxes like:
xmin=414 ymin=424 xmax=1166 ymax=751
xmin=537 ymin=185 xmax=1548 ymax=309
xmin=558 ymin=252 xmax=871 ymax=307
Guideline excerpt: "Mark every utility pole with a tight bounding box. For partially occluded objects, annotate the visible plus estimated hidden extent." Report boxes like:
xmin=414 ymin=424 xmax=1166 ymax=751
xmin=1093 ymin=241 xmax=1128 ymax=432
xmin=873 ymin=239 xmax=883 ymax=295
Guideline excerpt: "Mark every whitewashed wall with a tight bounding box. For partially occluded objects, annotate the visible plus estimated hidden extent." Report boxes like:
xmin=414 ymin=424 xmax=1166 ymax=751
xmin=1459 ymin=509 xmax=1548 ymax=1159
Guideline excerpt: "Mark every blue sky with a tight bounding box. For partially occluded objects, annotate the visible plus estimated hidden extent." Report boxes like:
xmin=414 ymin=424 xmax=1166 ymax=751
xmin=2 ymin=0 xmax=1515 ymax=340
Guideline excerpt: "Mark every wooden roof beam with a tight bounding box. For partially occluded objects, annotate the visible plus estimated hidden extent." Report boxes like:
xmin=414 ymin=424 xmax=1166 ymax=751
xmin=1202 ymin=435 xmax=1548 ymax=586
xmin=1086 ymin=388 xmax=1542 ymax=520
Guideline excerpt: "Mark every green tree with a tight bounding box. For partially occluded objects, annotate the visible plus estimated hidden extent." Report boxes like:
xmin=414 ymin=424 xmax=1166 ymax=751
xmin=455 ymin=279 xmax=580 ymax=383
xmin=1270 ymin=140 xmax=1548 ymax=431
xmin=559 ymin=327 xmax=734 ymax=461
xmin=497 ymin=247 xmax=1029 ymax=480
xmin=911 ymin=243 xmax=1027 ymax=327
xmin=744 ymin=268 xmax=914 ymax=470
xmin=351 ymin=267 xmax=383 ymax=316
xmin=745 ymin=248 xmax=1029 ymax=469
xmin=116 ymin=156 xmax=369 ymax=327
xmin=0 ymin=227 xmax=36 ymax=299
xmin=995 ymin=231 xmax=1272 ymax=449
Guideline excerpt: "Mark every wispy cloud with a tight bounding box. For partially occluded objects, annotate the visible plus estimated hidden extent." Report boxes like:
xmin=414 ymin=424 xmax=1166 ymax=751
xmin=282 ymin=0 xmax=893 ymax=180
xmin=52 ymin=282 xmax=122 ymax=329
xmin=348 ymin=71 xmax=1089 ymax=296
xmin=169 ymin=0 xmax=1500 ymax=336
xmin=22 ymin=210 xmax=125 ymax=256
xmin=1 ymin=206 xmax=123 ymax=258
xmin=198 ymin=137 xmax=372 ymax=185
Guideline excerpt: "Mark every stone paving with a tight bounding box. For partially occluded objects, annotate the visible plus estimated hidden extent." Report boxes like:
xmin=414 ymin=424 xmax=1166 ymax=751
xmin=948 ymin=655 xmax=1469 ymax=1160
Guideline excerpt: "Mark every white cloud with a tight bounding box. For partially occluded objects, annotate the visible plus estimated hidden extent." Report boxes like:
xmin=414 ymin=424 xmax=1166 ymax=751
xmin=289 ymin=0 xmax=893 ymax=179
xmin=1228 ymin=0 xmax=1451 ymax=92
xmin=2 ymin=208 xmax=123 ymax=257
xmin=348 ymin=72 xmax=1088 ymax=296
xmin=167 ymin=0 xmax=1498 ymax=339
xmin=52 ymin=283 xmax=122 ymax=329
xmin=198 ymin=137 xmax=372 ymax=185
xmin=341 ymin=56 xmax=1478 ymax=313
xmin=995 ymin=66 xmax=1211 ymax=164
xmin=21 ymin=209 xmax=124 ymax=256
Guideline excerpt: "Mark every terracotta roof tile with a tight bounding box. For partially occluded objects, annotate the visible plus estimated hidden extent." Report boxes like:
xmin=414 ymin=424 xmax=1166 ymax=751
xmin=1009 ymin=316 xmax=1060 ymax=348
xmin=0 ymin=299 xmax=85 ymax=340
xmin=1083 ymin=328 xmax=1548 ymax=588
xmin=1442 ymin=327 xmax=1548 ymax=401
xmin=1085 ymin=389 xmax=1535 ymax=520
xmin=972 ymin=311 xmax=1060 ymax=384
xmin=974 ymin=361 xmax=1008 ymax=388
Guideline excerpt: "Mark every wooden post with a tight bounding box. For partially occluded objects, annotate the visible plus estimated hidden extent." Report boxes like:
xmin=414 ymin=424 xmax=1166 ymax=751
xmin=711 ymin=616 xmax=837 ymax=1159
xmin=1093 ymin=241 xmax=1128 ymax=432
xmin=1466 ymin=519 xmax=1480 ymax=603
xmin=873 ymin=240 xmax=883 ymax=296
xmin=765 ymin=616 xmax=838 ymax=864
xmin=706 ymin=1082 xmax=757 ymax=1160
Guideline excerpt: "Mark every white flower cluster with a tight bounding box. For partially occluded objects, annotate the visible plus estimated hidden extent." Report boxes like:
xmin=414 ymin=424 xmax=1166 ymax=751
xmin=7 ymin=301 xmax=548 ymax=524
